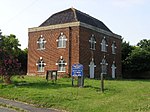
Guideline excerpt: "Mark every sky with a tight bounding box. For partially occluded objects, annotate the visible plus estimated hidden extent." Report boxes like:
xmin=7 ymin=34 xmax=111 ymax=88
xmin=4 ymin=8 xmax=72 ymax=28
xmin=0 ymin=0 xmax=150 ymax=49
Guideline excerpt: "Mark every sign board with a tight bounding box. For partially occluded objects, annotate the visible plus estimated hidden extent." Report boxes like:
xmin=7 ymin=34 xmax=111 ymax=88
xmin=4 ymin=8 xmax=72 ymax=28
xmin=72 ymin=64 xmax=83 ymax=76
xmin=46 ymin=70 xmax=57 ymax=82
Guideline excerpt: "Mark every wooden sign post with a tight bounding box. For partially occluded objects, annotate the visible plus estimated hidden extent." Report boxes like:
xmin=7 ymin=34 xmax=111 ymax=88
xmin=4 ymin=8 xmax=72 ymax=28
xmin=101 ymin=73 xmax=104 ymax=92
xmin=72 ymin=64 xmax=84 ymax=87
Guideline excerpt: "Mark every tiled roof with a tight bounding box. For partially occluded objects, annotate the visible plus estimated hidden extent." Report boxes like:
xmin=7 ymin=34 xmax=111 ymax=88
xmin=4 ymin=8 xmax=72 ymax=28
xmin=40 ymin=8 xmax=112 ymax=33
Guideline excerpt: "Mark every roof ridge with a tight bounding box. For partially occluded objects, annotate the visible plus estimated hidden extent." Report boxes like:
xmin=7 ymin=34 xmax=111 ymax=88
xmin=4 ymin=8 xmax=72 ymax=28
xmin=39 ymin=8 xmax=112 ymax=33
xmin=69 ymin=8 xmax=97 ymax=22
xmin=71 ymin=7 xmax=78 ymax=21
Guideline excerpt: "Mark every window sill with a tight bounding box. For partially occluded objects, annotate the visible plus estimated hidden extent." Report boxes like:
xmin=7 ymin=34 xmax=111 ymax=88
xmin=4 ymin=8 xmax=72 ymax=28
xmin=58 ymin=71 xmax=66 ymax=73
xmin=101 ymin=50 xmax=107 ymax=52
xmin=90 ymin=48 xmax=96 ymax=50
xmin=37 ymin=71 xmax=44 ymax=73
xmin=37 ymin=48 xmax=45 ymax=50
xmin=57 ymin=47 xmax=66 ymax=49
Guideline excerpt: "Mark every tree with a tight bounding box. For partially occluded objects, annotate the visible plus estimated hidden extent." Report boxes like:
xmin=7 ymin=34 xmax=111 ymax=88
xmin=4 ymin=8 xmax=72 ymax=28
xmin=0 ymin=34 xmax=21 ymax=56
xmin=0 ymin=33 xmax=21 ymax=84
xmin=121 ymin=41 xmax=134 ymax=61
xmin=137 ymin=39 xmax=150 ymax=51
xmin=18 ymin=48 xmax=28 ymax=74
xmin=122 ymin=39 xmax=150 ymax=78
xmin=0 ymin=50 xmax=21 ymax=83
xmin=121 ymin=41 xmax=134 ymax=74
xmin=124 ymin=47 xmax=150 ymax=73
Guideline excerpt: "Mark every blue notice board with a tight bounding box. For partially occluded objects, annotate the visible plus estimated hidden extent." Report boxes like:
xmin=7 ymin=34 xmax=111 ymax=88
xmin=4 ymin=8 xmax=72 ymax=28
xmin=72 ymin=64 xmax=83 ymax=76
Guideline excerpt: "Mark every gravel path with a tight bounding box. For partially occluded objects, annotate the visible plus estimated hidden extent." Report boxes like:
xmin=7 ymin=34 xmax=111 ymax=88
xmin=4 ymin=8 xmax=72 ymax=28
xmin=0 ymin=97 xmax=62 ymax=112
xmin=0 ymin=107 xmax=17 ymax=112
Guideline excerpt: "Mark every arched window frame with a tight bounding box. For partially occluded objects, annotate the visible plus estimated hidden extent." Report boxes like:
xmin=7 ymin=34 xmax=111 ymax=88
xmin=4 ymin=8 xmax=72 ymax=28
xmin=89 ymin=34 xmax=96 ymax=50
xmin=111 ymin=61 xmax=117 ymax=79
xmin=37 ymin=35 xmax=46 ymax=50
xmin=111 ymin=61 xmax=117 ymax=69
xmin=89 ymin=58 xmax=97 ymax=68
xmin=101 ymin=37 xmax=108 ymax=52
xmin=111 ymin=41 xmax=117 ymax=54
xmin=100 ymin=58 xmax=108 ymax=74
xmin=56 ymin=56 xmax=67 ymax=72
xmin=36 ymin=57 xmax=46 ymax=72
xmin=56 ymin=33 xmax=67 ymax=48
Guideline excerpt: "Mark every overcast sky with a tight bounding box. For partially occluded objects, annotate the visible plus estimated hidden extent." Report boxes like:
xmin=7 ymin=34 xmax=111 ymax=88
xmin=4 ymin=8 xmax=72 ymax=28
xmin=0 ymin=0 xmax=150 ymax=49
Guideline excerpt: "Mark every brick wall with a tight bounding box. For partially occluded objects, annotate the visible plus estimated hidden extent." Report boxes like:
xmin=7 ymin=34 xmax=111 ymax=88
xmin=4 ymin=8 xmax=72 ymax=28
xmin=79 ymin=26 xmax=122 ymax=78
xmin=28 ymin=26 xmax=80 ymax=76
xmin=28 ymin=25 xmax=122 ymax=78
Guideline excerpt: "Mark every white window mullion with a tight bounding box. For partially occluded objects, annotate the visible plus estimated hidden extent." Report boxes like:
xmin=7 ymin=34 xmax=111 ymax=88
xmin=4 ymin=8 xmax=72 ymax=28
xmin=37 ymin=36 xmax=46 ymax=50
xmin=37 ymin=57 xmax=45 ymax=72
xmin=57 ymin=33 xmax=67 ymax=48
xmin=101 ymin=38 xmax=107 ymax=52
xmin=57 ymin=57 xmax=67 ymax=72
xmin=89 ymin=36 xmax=96 ymax=50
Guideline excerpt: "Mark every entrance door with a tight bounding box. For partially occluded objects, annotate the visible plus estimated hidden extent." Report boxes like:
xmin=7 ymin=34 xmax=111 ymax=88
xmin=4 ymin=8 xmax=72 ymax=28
xmin=89 ymin=59 xmax=96 ymax=78
xmin=111 ymin=63 xmax=116 ymax=79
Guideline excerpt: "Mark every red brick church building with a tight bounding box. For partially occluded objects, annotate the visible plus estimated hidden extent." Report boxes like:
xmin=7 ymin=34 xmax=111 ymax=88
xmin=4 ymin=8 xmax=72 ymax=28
xmin=27 ymin=8 xmax=122 ymax=79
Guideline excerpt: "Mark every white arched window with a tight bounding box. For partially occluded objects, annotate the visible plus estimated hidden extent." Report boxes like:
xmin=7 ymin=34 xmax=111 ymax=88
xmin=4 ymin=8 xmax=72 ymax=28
xmin=111 ymin=42 xmax=117 ymax=54
xmin=36 ymin=57 xmax=46 ymax=72
xmin=37 ymin=35 xmax=46 ymax=50
xmin=101 ymin=37 xmax=108 ymax=52
xmin=111 ymin=62 xmax=117 ymax=79
xmin=57 ymin=33 xmax=67 ymax=48
xmin=56 ymin=56 xmax=67 ymax=72
xmin=89 ymin=58 xmax=96 ymax=78
xmin=89 ymin=34 xmax=96 ymax=50
xmin=100 ymin=58 xmax=108 ymax=74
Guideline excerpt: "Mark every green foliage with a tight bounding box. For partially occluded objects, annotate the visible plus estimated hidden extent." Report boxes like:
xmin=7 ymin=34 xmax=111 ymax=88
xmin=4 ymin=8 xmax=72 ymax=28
xmin=0 ymin=34 xmax=21 ymax=56
xmin=121 ymin=41 xmax=134 ymax=74
xmin=121 ymin=41 xmax=134 ymax=61
xmin=137 ymin=39 xmax=150 ymax=51
xmin=0 ymin=34 xmax=21 ymax=83
xmin=0 ymin=49 xmax=21 ymax=83
xmin=0 ymin=32 xmax=27 ymax=83
xmin=124 ymin=47 xmax=150 ymax=73
xmin=0 ymin=76 xmax=150 ymax=112
xmin=18 ymin=48 xmax=28 ymax=74
xmin=122 ymin=39 xmax=150 ymax=77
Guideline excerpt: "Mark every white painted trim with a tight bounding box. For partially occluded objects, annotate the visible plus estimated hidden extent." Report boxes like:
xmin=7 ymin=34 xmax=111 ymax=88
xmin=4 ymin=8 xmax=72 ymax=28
xmin=28 ymin=22 xmax=121 ymax=39
xmin=57 ymin=47 xmax=66 ymax=49
xmin=29 ymin=22 xmax=80 ymax=32
xmin=58 ymin=71 xmax=66 ymax=73
xmin=80 ymin=22 xmax=121 ymax=39
xmin=37 ymin=48 xmax=45 ymax=50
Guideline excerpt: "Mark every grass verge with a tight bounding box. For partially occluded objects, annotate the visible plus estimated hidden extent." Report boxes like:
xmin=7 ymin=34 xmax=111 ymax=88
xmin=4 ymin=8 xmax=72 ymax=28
xmin=0 ymin=76 xmax=150 ymax=112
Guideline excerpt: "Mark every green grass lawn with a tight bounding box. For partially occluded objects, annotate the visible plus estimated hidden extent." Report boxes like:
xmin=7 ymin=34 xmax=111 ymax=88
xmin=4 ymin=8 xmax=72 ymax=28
xmin=0 ymin=76 xmax=150 ymax=112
